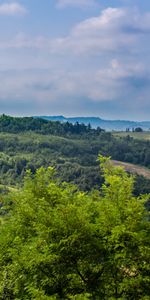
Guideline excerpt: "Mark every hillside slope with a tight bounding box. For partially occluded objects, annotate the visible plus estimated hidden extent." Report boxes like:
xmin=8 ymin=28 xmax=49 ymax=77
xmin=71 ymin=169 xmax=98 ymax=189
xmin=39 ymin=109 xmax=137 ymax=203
xmin=112 ymin=160 xmax=150 ymax=179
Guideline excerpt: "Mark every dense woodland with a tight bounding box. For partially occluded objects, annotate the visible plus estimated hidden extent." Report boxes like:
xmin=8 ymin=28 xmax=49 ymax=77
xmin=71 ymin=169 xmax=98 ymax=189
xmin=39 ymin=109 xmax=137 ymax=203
xmin=0 ymin=114 xmax=102 ymax=136
xmin=0 ymin=116 xmax=150 ymax=299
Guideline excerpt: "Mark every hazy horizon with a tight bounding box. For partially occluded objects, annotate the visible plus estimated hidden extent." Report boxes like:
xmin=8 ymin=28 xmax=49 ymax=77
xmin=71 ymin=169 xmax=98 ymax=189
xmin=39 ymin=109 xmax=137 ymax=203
xmin=0 ymin=0 xmax=149 ymax=120
xmin=2 ymin=113 xmax=150 ymax=123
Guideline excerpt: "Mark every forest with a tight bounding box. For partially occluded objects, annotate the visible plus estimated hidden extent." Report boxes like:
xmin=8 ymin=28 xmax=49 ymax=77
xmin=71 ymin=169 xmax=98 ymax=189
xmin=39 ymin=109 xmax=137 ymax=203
xmin=0 ymin=116 xmax=150 ymax=299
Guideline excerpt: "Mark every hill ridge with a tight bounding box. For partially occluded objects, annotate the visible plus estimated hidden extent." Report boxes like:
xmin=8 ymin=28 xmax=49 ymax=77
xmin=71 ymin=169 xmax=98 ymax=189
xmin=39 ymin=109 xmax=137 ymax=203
xmin=36 ymin=115 xmax=150 ymax=131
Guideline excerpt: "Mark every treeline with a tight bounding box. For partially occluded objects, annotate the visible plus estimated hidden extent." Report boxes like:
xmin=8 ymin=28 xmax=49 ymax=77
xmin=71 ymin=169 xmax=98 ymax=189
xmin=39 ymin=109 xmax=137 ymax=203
xmin=0 ymin=115 xmax=104 ymax=136
xmin=1 ymin=115 xmax=150 ymax=169
xmin=108 ymin=135 xmax=150 ymax=167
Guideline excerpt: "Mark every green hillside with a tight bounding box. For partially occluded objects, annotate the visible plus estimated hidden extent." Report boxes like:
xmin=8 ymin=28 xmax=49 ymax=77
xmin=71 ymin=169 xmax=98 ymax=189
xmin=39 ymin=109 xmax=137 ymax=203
xmin=1 ymin=115 xmax=150 ymax=196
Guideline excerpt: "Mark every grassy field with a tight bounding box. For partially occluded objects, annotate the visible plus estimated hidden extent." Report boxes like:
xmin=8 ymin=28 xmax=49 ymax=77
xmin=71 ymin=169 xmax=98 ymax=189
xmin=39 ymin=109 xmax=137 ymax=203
xmin=112 ymin=131 xmax=150 ymax=140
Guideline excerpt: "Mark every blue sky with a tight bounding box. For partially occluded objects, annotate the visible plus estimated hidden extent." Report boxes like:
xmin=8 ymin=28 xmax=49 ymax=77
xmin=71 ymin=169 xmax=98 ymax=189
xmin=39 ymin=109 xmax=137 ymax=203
xmin=0 ymin=0 xmax=150 ymax=120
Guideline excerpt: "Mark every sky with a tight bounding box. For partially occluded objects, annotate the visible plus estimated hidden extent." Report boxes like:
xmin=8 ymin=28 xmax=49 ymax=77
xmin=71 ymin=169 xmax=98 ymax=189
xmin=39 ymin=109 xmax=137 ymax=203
xmin=0 ymin=0 xmax=150 ymax=120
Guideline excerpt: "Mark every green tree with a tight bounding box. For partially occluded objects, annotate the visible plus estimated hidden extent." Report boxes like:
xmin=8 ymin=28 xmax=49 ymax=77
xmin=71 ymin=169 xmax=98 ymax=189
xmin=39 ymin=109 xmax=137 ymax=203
xmin=134 ymin=127 xmax=143 ymax=132
xmin=0 ymin=158 xmax=150 ymax=299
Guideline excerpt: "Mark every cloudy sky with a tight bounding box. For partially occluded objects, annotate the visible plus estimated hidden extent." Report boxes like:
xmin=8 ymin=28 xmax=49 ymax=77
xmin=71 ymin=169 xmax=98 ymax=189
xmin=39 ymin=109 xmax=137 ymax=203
xmin=0 ymin=0 xmax=149 ymax=120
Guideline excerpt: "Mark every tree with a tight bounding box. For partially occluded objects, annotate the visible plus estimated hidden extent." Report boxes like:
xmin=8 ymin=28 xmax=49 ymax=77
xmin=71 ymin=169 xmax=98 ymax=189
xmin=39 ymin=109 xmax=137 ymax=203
xmin=0 ymin=158 xmax=150 ymax=299
xmin=135 ymin=127 xmax=143 ymax=132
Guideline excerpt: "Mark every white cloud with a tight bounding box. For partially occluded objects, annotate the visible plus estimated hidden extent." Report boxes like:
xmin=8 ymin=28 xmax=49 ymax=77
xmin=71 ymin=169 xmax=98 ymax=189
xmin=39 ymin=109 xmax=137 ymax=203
xmin=55 ymin=7 xmax=150 ymax=55
xmin=13 ymin=7 xmax=145 ymax=56
xmin=0 ymin=6 xmax=150 ymax=117
xmin=56 ymin=0 xmax=97 ymax=8
xmin=0 ymin=2 xmax=27 ymax=16
xmin=0 ymin=7 xmax=150 ymax=56
xmin=0 ymin=59 xmax=146 ymax=103
xmin=0 ymin=33 xmax=49 ymax=49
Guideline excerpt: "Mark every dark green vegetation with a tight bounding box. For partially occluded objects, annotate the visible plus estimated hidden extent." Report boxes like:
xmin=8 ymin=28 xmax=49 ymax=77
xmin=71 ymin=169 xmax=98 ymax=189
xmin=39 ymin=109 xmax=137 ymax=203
xmin=0 ymin=157 xmax=150 ymax=299
xmin=0 ymin=114 xmax=103 ymax=136
xmin=1 ymin=115 xmax=150 ymax=196
xmin=0 ymin=116 xmax=150 ymax=299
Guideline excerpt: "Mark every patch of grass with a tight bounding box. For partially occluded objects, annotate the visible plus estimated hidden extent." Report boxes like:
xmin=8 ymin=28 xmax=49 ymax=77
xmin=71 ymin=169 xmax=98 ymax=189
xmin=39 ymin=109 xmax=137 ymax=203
xmin=112 ymin=131 xmax=150 ymax=140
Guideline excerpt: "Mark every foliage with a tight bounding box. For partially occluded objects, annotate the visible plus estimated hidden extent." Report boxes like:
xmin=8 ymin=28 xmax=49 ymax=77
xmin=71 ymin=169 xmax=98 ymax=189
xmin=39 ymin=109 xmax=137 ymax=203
xmin=1 ymin=129 xmax=150 ymax=196
xmin=0 ymin=158 xmax=150 ymax=299
xmin=0 ymin=115 xmax=104 ymax=136
xmin=134 ymin=127 xmax=143 ymax=132
xmin=1 ymin=116 xmax=150 ymax=196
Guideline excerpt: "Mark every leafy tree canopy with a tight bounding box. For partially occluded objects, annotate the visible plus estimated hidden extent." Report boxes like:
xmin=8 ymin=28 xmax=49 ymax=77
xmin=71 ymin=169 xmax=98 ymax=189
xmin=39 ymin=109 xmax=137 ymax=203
xmin=0 ymin=157 xmax=150 ymax=299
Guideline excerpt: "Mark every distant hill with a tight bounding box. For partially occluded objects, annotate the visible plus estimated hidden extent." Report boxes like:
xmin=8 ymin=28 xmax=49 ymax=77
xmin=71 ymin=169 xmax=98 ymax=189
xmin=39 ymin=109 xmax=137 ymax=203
xmin=35 ymin=116 xmax=150 ymax=131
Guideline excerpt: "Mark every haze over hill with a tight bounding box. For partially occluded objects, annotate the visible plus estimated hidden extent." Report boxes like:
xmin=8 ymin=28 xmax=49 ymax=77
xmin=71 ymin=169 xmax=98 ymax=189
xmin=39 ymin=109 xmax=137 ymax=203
xmin=36 ymin=116 xmax=150 ymax=131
